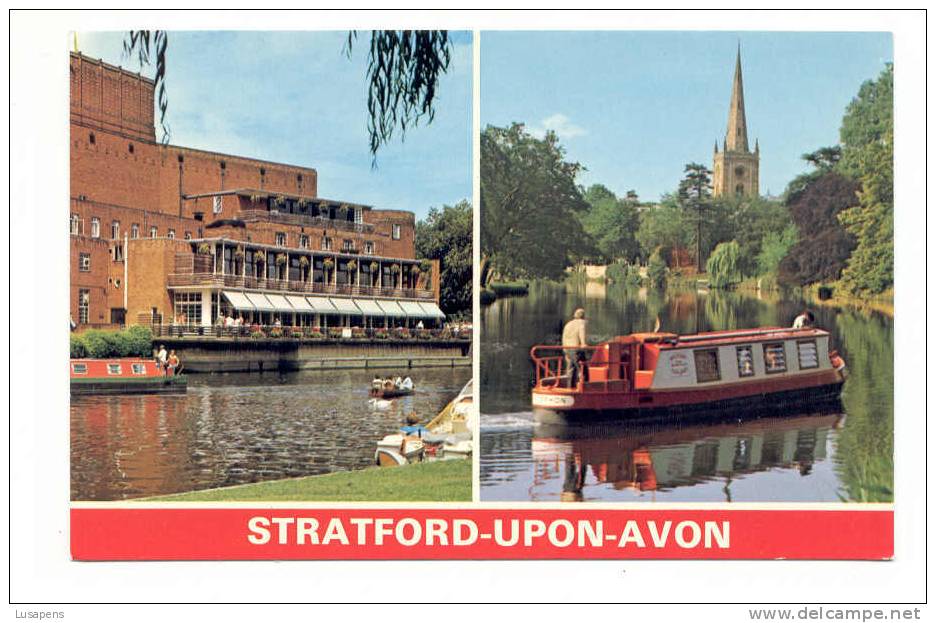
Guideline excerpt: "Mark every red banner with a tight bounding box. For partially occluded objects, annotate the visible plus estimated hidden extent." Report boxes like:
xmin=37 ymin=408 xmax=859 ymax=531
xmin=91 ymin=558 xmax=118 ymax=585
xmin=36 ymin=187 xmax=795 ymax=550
xmin=71 ymin=507 xmax=893 ymax=560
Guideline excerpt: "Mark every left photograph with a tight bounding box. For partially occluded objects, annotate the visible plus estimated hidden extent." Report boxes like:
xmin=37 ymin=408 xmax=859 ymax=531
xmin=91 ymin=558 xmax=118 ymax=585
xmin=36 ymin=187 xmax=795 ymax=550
xmin=69 ymin=31 xmax=473 ymax=502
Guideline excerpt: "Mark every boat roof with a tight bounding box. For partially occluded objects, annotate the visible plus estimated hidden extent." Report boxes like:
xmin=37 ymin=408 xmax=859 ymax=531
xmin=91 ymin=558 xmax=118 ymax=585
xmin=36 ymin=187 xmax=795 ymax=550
xmin=612 ymin=327 xmax=829 ymax=349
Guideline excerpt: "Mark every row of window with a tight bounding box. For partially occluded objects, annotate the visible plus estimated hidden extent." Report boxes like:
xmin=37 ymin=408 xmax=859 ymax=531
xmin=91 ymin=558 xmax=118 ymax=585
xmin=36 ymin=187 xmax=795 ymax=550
xmin=693 ymin=341 xmax=818 ymax=383
xmin=71 ymin=362 xmax=147 ymax=376
xmin=70 ymin=214 xmax=194 ymax=241
xmin=273 ymin=231 xmax=376 ymax=254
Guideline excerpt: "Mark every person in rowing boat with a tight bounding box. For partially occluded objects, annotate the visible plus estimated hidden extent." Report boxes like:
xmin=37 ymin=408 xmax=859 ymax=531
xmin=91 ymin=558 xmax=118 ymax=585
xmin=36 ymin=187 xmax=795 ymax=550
xmin=793 ymin=309 xmax=815 ymax=329
xmin=562 ymin=308 xmax=589 ymax=388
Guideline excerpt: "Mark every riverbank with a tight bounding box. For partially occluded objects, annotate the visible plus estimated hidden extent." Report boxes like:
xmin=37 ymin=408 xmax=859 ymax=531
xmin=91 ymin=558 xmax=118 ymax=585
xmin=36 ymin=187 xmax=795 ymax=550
xmin=141 ymin=460 xmax=471 ymax=502
xmin=481 ymin=281 xmax=529 ymax=305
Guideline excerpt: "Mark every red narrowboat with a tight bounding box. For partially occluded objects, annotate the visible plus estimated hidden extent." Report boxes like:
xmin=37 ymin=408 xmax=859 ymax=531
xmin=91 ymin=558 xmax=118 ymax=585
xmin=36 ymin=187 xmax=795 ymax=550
xmin=530 ymin=327 xmax=846 ymax=423
xmin=70 ymin=359 xmax=187 ymax=396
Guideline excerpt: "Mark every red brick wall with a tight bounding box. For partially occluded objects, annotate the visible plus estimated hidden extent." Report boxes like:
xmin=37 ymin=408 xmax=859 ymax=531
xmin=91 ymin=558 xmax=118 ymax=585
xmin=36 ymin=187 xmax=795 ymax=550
xmin=70 ymin=52 xmax=155 ymax=142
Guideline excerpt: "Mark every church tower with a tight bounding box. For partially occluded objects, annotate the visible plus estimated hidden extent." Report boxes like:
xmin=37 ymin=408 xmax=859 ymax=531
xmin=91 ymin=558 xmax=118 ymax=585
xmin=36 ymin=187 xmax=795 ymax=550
xmin=713 ymin=46 xmax=759 ymax=198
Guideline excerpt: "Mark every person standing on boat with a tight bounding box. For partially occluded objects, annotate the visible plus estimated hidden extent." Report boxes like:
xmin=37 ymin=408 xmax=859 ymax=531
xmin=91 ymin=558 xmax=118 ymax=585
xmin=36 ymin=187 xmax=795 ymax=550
xmin=156 ymin=344 xmax=168 ymax=376
xmin=793 ymin=309 xmax=815 ymax=329
xmin=562 ymin=308 xmax=588 ymax=387
xmin=167 ymin=350 xmax=180 ymax=376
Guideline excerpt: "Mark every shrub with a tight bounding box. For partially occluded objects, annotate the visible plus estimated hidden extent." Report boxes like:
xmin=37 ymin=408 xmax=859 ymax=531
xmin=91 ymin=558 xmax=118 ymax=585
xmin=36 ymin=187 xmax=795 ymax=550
xmin=706 ymin=240 xmax=743 ymax=289
xmin=250 ymin=331 xmax=265 ymax=339
xmin=269 ymin=327 xmax=284 ymax=338
xmin=351 ymin=327 xmax=366 ymax=338
xmin=648 ymin=248 xmax=667 ymax=289
xmin=70 ymin=334 xmax=88 ymax=358
xmin=374 ymin=330 xmax=390 ymax=340
xmin=417 ymin=329 xmax=432 ymax=340
xmin=328 ymin=327 xmax=344 ymax=339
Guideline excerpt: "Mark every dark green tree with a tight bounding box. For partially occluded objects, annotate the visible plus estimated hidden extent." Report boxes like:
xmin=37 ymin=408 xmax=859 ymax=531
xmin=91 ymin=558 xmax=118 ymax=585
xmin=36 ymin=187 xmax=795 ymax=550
xmin=415 ymin=200 xmax=472 ymax=317
xmin=580 ymin=184 xmax=640 ymax=263
xmin=677 ymin=163 xmax=713 ymax=272
xmin=480 ymin=123 xmax=592 ymax=285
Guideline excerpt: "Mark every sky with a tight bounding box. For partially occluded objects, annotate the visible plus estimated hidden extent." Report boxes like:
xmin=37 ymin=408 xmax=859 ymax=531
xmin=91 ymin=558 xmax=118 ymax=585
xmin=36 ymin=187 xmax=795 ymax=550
xmin=481 ymin=31 xmax=892 ymax=201
xmin=78 ymin=31 xmax=472 ymax=220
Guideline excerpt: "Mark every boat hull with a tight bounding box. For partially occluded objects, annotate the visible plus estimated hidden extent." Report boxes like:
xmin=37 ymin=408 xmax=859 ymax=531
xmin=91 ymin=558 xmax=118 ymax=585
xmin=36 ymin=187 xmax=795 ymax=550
xmin=71 ymin=377 xmax=188 ymax=396
xmin=369 ymin=387 xmax=414 ymax=399
xmin=533 ymin=379 xmax=844 ymax=425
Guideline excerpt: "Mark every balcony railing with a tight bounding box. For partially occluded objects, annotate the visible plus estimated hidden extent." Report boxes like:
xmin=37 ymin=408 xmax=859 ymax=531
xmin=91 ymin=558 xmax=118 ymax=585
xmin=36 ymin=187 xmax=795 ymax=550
xmin=238 ymin=209 xmax=375 ymax=233
xmin=167 ymin=272 xmax=434 ymax=300
xmin=152 ymin=324 xmax=471 ymax=341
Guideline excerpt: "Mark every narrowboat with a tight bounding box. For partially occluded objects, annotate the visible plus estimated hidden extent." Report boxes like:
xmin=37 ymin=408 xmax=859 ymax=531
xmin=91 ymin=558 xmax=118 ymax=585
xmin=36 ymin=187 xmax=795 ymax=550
xmin=530 ymin=327 xmax=846 ymax=423
xmin=70 ymin=359 xmax=187 ymax=396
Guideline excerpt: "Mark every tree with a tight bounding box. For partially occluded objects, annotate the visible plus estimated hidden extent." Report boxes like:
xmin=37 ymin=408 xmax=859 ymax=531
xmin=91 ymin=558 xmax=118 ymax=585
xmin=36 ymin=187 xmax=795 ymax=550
xmin=836 ymin=65 xmax=894 ymax=295
xmin=756 ymin=224 xmax=798 ymax=276
xmin=636 ymin=195 xmax=691 ymax=266
xmin=415 ymin=200 xmax=472 ymax=317
xmin=480 ymin=123 xmax=592 ymax=285
xmin=122 ymin=30 xmax=452 ymax=158
xmin=579 ymin=184 xmax=640 ymax=263
xmin=677 ymin=163 xmax=713 ymax=271
xmin=801 ymin=146 xmax=842 ymax=171
xmin=777 ymin=171 xmax=858 ymax=286
xmin=726 ymin=195 xmax=792 ymax=277
xmin=706 ymin=241 xmax=742 ymax=288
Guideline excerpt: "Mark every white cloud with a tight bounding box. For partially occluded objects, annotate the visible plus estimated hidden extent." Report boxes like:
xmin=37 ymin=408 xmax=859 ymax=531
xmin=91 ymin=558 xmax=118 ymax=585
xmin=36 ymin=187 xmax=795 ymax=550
xmin=529 ymin=113 xmax=587 ymax=139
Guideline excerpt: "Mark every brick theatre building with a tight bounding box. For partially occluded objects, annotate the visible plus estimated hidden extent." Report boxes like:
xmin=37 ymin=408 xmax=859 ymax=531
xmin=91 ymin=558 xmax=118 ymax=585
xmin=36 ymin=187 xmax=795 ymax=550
xmin=69 ymin=52 xmax=443 ymax=331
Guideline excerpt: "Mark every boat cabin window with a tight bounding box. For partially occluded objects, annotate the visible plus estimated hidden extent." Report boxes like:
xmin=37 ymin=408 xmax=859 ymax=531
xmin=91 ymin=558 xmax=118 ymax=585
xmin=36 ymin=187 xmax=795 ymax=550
xmin=71 ymin=363 xmax=87 ymax=375
xmin=797 ymin=340 xmax=819 ymax=369
xmin=106 ymin=363 xmax=122 ymax=375
xmin=736 ymin=345 xmax=755 ymax=377
xmin=693 ymin=349 xmax=720 ymax=383
xmin=131 ymin=363 xmax=147 ymax=375
xmin=764 ymin=343 xmax=787 ymax=373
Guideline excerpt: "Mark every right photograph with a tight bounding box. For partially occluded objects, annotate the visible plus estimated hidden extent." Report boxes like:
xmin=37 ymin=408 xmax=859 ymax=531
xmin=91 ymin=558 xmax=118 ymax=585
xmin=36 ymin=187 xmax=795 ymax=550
xmin=479 ymin=31 xmax=894 ymax=503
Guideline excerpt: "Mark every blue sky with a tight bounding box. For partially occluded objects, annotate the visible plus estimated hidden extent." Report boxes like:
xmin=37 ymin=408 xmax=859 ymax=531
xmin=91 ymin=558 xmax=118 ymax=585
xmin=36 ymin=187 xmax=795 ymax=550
xmin=78 ymin=31 xmax=472 ymax=220
xmin=481 ymin=31 xmax=892 ymax=200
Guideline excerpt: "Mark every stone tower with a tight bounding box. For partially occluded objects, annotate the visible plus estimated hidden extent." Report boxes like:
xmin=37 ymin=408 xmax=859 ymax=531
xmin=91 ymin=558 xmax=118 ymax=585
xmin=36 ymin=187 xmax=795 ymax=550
xmin=713 ymin=47 xmax=759 ymax=198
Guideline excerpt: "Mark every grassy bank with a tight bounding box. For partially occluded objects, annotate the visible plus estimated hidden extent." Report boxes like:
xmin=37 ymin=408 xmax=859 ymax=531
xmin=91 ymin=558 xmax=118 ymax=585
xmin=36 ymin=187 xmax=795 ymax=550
xmin=142 ymin=459 xmax=471 ymax=502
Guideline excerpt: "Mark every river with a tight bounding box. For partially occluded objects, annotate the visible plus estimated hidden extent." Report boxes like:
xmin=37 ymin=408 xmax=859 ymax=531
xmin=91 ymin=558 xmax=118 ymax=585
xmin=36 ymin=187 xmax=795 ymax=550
xmin=480 ymin=279 xmax=893 ymax=503
xmin=71 ymin=367 xmax=471 ymax=500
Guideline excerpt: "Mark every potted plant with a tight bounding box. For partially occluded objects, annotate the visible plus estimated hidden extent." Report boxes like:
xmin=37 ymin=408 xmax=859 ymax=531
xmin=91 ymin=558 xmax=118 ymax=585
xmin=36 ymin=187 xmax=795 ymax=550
xmin=323 ymin=257 xmax=334 ymax=271
xmin=275 ymin=253 xmax=287 ymax=266
xmin=299 ymin=256 xmax=310 ymax=268
xmin=234 ymin=246 xmax=245 ymax=260
xmin=197 ymin=243 xmax=212 ymax=256
xmin=389 ymin=264 xmax=401 ymax=275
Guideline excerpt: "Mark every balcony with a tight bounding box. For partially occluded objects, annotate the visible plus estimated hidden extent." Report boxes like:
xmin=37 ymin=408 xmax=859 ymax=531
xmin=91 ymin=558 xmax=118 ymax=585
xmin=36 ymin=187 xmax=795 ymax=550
xmin=238 ymin=209 xmax=375 ymax=234
xmin=167 ymin=272 xmax=434 ymax=300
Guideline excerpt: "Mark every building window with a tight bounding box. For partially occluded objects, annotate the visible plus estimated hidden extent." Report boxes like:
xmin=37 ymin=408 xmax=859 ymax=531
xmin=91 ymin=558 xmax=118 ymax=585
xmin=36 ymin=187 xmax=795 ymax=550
xmin=764 ymin=343 xmax=787 ymax=373
xmin=90 ymin=217 xmax=100 ymax=238
xmin=111 ymin=221 xmax=120 ymax=240
xmin=113 ymin=244 xmax=124 ymax=262
xmin=299 ymin=234 xmax=309 ymax=249
xmin=276 ymin=232 xmax=286 ymax=246
xmin=70 ymin=213 xmax=81 ymax=235
xmin=736 ymin=345 xmax=755 ymax=377
xmin=71 ymin=363 xmax=88 ymax=375
xmin=167 ymin=229 xmax=176 ymax=239
xmin=797 ymin=340 xmax=819 ymax=369
xmin=149 ymin=226 xmax=158 ymax=238
xmin=79 ymin=253 xmax=91 ymax=272
xmin=184 ymin=231 xmax=192 ymax=240
xmin=392 ymin=224 xmax=401 ymax=240
xmin=354 ymin=207 xmax=363 ymax=224
xmin=78 ymin=289 xmax=90 ymax=324
xmin=131 ymin=363 xmax=146 ymax=375
xmin=363 ymin=241 xmax=374 ymax=254
xmin=322 ymin=236 xmax=333 ymax=251
xmin=131 ymin=224 xmax=140 ymax=239
xmin=173 ymin=291 xmax=202 ymax=327
xmin=694 ymin=349 xmax=721 ymax=383
xmin=342 ymin=239 xmax=354 ymax=252
xmin=107 ymin=363 xmax=122 ymax=375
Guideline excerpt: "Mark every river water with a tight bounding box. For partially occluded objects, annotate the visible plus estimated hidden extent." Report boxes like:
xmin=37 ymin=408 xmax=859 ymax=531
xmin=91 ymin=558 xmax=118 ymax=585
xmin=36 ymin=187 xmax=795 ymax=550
xmin=71 ymin=367 xmax=471 ymax=500
xmin=480 ymin=279 xmax=893 ymax=503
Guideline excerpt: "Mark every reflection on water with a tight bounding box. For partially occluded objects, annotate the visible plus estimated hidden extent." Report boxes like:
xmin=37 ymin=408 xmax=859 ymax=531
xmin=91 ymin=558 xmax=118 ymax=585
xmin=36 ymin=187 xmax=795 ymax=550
xmin=71 ymin=367 xmax=471 ymax=500
xmin=480 ymin=280 xmax=893 ymax=503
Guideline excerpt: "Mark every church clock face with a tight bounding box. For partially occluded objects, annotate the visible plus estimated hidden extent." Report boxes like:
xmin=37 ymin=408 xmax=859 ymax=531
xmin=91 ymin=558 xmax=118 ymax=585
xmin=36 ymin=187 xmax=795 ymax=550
xmin=734 ymin=166 xmax=746 ymax=178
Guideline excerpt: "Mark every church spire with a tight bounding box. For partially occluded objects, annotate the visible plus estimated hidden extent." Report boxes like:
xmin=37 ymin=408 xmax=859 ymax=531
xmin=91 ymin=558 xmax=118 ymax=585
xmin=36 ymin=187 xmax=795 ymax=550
xmin=725 ymin=45 xmax=749 ymax=152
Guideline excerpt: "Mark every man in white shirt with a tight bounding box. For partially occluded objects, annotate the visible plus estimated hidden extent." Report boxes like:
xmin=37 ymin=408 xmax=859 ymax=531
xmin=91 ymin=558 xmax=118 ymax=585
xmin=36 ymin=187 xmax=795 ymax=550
xmin=562 ymin=308 xmax=588 ymax=387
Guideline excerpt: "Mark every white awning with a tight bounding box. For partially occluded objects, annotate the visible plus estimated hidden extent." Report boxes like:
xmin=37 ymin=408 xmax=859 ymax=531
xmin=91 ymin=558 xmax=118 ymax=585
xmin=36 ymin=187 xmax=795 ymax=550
xmin=244 ymin=292 xmax=276 ymax=312
xmin=306 ymin=296 xmax=336 ymax=313
xmin=417 ymin=301 xmax=446 ymax=319
xmin=264 ymin=293 xmax=294 ymax=312
xmin=330 ymin=297 xmax=362 ymax=316
xmin=354 ymin=298 xmax=384 ymax=316
xmin=285 ymin=295 xmax=314 ymax=312
xmin=398 ymin=300 xmax=429 ymax=317
xmin=222 ymin=291 xmax=255 ymax=311
xmin=376 ymin=299 xmax=406 ymax=317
